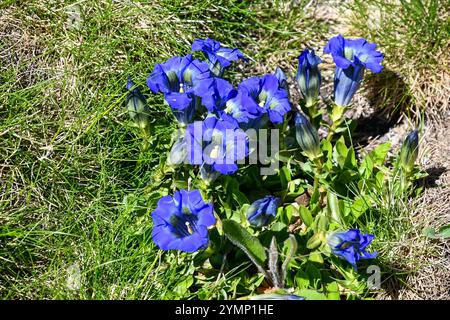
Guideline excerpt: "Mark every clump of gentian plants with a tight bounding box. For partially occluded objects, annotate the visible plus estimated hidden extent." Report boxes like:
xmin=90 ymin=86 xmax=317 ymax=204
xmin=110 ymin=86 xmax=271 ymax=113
xmin=124 ymin=36 xmax=423 ymax=300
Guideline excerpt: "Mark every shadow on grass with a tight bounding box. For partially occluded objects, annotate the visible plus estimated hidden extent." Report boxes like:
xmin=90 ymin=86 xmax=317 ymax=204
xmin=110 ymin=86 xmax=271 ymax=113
xmin=353 ymin=69 xmax=412 ymax=146
xmin=417 ymin=166 xmax=447 ymax=189
xmin=365 ymin=69 xmax=414 ymax=117
xmin=379 ymin=268 xmax=411 ymax=299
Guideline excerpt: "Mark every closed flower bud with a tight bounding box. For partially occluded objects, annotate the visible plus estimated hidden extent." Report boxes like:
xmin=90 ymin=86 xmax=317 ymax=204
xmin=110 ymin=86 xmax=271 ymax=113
xmin=296 ymin=49 xmax=322 ymax=106
xmin=200 ymin=164 xmax=221 ymax=185
xmin=294 ymin=112 xmax=321 ymax=159
xmin=399 ymin=130 xmax=419 ymax=173
xmin=274 ymin=66 xmax=288 ymax=91
xmin=246 ymin=195 xmax=280 ymax=228
xmin=125 ymin=78 xmax=151 ymax=130
xmin=167 ymin=130 xmax=187 ymax=166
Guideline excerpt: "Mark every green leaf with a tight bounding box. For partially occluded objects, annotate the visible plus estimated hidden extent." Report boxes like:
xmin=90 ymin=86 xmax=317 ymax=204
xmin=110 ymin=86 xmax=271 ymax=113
xmin=344 ymin=147 xmax=357 ymax=168
xmin=375 ymin=171 xmax=385 ymax=188
xmin=423 ymin=224 xmax=450 ymax=239
xmin=222 ymin=219 xmax=267 ymax=271
xmin=299 ymin=205 xmax=313 ymax=227
xmin=306 ymin=232 xmax=323 ymax=249
xmin=279 ymin=166 xmax=292 ymax=190
xmin=326 ymin=282 xmax=340 ymax=300
xmin=308 ymin=251 xmax=323 ymax=264
xmin=281 ymin=235 xmax=297 ymax=283
xmin=327 ymin=192 xmax=341 ymax=224
xmin=173 ymin=276 xmax=194 ymax=296
xmin=321 ymin=139 xmax=333 ymax=161
xmin=296 ymin=289 xmax=327 ymax=300
xmin=333 ymin=136 xmax=348 ymax=167
xmin=359 ymin=153 xmax=374 ymax=178
xmin=295 ymin=270 xmax=310 ymax=289
xmin=369 ymin=142 xmax=391 ymax=166
xmin=351 ymin=195 xmax=371 ymax=220
xmin=317 ymin=214 xmax=329 ymax=232
xmin=437 ymin=225 xmax=450 ymax=238
xmin=305 ymin=263 xmax=322 ymax=289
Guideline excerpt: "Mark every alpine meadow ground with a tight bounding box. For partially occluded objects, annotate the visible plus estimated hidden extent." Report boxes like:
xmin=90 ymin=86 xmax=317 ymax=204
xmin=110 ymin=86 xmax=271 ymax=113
xmin=0 ymin=0 xmax=448 ymax=299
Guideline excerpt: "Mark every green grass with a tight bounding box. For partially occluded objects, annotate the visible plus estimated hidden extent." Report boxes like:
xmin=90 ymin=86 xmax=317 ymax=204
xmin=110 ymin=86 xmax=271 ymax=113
xmin=0 ymin=0 xmax=446 ymax=299
xmin=0 ymin=0 xmax=331 ymax=299
xmin=345 ymin=0 xmax=449 ymax=114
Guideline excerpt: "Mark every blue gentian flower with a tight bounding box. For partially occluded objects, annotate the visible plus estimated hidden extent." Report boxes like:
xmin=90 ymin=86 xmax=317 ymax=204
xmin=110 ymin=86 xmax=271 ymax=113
xmin=296 ymin=49 xmax=322 ymax=106
xmin=146 ymin=54 xmax=214 ymax=125
xmin=201 ymin=78 xmax=237 ymax=113
xmin=125 ymin=78 xmax=151 ymax=129
xmin=246 ymin=195 xmax=280 ymax=227
xmin=152 ymin=189 xmax=216 ymax=252
xmin=274 ymin=66 xmax=288 ymax=91
xmin=221 ymin=88 xmax=262 ymax=125
xmin=327 ymin=229 xmax=377 ymax=268
xmin=192 ymin=38 xmax=245 ymax=76
xmin=186 ymin=116 xmax=249 ymax=174
xmin=324 ymin=35 xmax=384 ymax=107
xmin=225 ymin=75 xmax=291 ymax=125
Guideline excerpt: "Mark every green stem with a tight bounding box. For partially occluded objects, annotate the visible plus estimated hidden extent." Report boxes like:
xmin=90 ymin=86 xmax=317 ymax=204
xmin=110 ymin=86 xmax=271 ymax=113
xmin=327 ymin=104 xmax=347 ymax=141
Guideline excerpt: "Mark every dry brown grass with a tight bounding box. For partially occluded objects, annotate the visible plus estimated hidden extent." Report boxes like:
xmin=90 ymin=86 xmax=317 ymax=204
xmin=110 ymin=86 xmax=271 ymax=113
xmin=385 ymin=116 xmax=450 ymax=299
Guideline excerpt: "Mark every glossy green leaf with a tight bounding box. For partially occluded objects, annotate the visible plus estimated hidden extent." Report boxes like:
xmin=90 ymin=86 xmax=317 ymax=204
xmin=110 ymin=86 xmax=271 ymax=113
xmin=299 ymin=205 xmax=313 ymax=227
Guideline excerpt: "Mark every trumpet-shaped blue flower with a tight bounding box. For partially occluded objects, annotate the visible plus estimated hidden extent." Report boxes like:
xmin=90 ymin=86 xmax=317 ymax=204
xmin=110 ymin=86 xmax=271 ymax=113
xmin=192 ymin=38 xmax=245 ymax=76
xmin=221 ymin=88 xmax=263 ymax=125
xmin=246 ymin=195 xmax=280 ymax=227
xmin=152 ymin=189 xmax=216 ymax=252
xmin=201 ymin=78 xmax=237 ymax=113
xmin=186 ymin=116 xmax=249 ymax=174
xmin=324 ymin=35 xmax=384 ymax=107
xmin=327 ymin=229 xmax=377 ymax=268
xmin=224 ymin=75 xmax=291 ymax=126
xmin=146 ymin=54 xmax=214 ymax=125
xmin=296 ymin=49 xmax=322 ymax=106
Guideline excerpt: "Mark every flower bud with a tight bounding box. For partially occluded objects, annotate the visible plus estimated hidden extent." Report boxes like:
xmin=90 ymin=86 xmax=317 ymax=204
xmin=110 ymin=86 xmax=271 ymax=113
xmin=200 ymin=164 xmax=221 ymax=185
xmin=167 ymin=130 xmax=187 ymax=166
xmin=274 ymin=66 xmax=288 ymax=91
xmin=294 ymin=112 xmax=320 ymax=159
xmin=125 ymin=78 xmax=151 ymax=130
xmin=246 ymin=195 xmax=280 ymax=228
xmin=399 ymin=130 xmax=419 ymax=173
xmin=296 ymin=49 xmax=322 ymax=106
